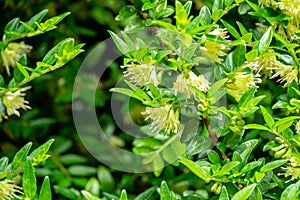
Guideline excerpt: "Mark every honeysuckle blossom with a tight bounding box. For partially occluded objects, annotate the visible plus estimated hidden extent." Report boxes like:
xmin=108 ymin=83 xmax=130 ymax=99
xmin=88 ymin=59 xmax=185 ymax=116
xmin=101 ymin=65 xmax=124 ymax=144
xmin=0 ymin=179 xmax=23 ymax=200
xmin=0 ymin=42 xmax=32 ymax=76
xmin=122 ymin=64 xmax=159 ymax=87
xmin=201 ymin=41 xmax=228 ymax=64
xmin=226 ymin=72 xmax=261 ymax=101
xmin=142 ymin=104 xmax=180 ymax=134
xmin=0 ymin=87 xmax=31 ymax=121
xmin=173 ymin=71 xmax=210 ymax=97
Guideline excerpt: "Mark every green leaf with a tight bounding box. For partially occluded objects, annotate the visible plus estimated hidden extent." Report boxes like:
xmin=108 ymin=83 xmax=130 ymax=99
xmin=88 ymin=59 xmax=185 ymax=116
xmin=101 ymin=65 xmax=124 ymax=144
xmin=273 ymin=116 xmax=300 ymax=128
xmin=260 ymin=159 xmax=288 ymax=173
xmin=208 ymin=78 xmax=228 ymax=103
xmin=258 ymin=27 xmax=273 ymax=55
xmin=246 ymin=50 xmax=258 ymax=62
xmin=240 ymin=160 xmax=262 ymax=173
xmin=12 ymin=142 xmax=32 ymax=169
xmin=245 ymin=124 xmax=269 ymax=131
xmin=135 ymin=186 xmax=156 ymax=200
xmin=16 ymin=63 xmax=30 ymax=79
xmin=232 ymin=184 xmax=256 ymax=200
xmin=29 ymin=139 xmax=54 ymax=166
xmin=221 ymin=19 xmax=240 ymax=39
xmin=160 ymin=181 xmax=171 ymax=200
xmin=81 ymin=190 xmax=101 ymax=200
xmin=115 ymin=6 xmax=136 ymax=21
xmin=108 ymin=30 xmax=130 ymax=56
xmin=23 ymin=157 xmax=37 ymax=199
xmin=219 ymin=186 xmax=230 ymax=200
xmin=39 ymin=176 xmax=52 ymax=200
xmin=3 ymin=17 xmax=20 ymax=40
xmin=68 ymin=165 xmax=97 ymax=176
xmin=179 ymin=156 xmax=211 ymax=182
xmin=238 ymin=87 xmax=256 ymax=108
xmin=212 ymin=0 xmax=223 ymax=13
xmin=235 ymin=139 xmax=258 ymax=164
xmin=153 ymin=154 xmax=164 ymax=177
xmin=199 ymin=6 xmax=212 ymax=26
xmin=214 ymin=161 xmax=240 ymax=176
xmin=18 ymin=9 xmax=48 ymax=33
xmin=208 ymin=150 xmax=221 ymax=164
xmin=260 ymin=106 xmax=274 ymax=128
xmin=120 ymin=189 xmax=128 ymax=200
xmin=278 ymin=120 xmax=294 ymax=133
xmin=280 ymin=179 xmax=300 ymax=200
xmin=97 ymin=166 xmax=115 ymax=192
xmin=236 ymin=21 xmax=248 ymax=35
xmin=0 ymin=157 xmax=9 ymax=172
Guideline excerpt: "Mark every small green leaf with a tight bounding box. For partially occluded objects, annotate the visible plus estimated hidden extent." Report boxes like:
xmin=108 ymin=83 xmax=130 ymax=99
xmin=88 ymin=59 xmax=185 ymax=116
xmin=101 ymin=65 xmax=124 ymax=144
xmin=214 ymin=161 xmax=240 ymax=176
xmin=260 ymin=106 xmax=274 ymax=128
xmin=273 ymin=116 xmax=300 ymax=128
xmin=115 ymin=6 xmax=136 ymax=21
xmin=212 ymin=0 xmax=223 ymax=13
xmin=12 ymin=142 xmax=32 ymax=169
xmin=81 ymin=190 xmax=101 ymax=200
xmin=23 ymin=157 xmax=37 ymax=199
xmin=232 ymin=184 xmax=256 ymax=200
xmin=208 ymin=150 xmax=220 ymax=164
xmin=258 ymin=27 xmax=273 ymax=55
xmin=135 ymin=186 xmax=156 ymax=200
xmin=199 ymin=6 xmax=212 ymax=26
xmin=153 ymin=154 xmax=164 ymax=177
xmin=260 ymin=159 xmax=288 ymax=173
xmin=246 ymin=50 xmax=258 ymax=62
xmin=97 ymin=166 xmax=115 ymax=192
xmin=29 ymin=139 xmax=54 ymax=166
xmin=179 ymin=156 xmax=211 ymax=182
xmin=68 ymin=165 xmax=97 ymax=176
xmin=120 ymin=189 xmax=128 ymax=200
xmin=219 ymin=186 xmax=230 ymax=200
xmin=108 ymin=30 xmax=130 ymax=56
xmin=39 ymin=176 xmax=52 ymax=200
xmin=221 ymin=19 xmax=240 ymax=39
xmin=238 ymin=87 xmax=256 ymax=108
xmin=240 ymin=161 xmax=262 ymax=173
xmin=160 ymin=181 xmax=171 ymax=200
xmin=16 ymin=63 xmax=30 ymax=79
xmin=245 ymin=124 xmax=269 ymax=131
xmin=280 ymin=179 xmax=300 ymax=200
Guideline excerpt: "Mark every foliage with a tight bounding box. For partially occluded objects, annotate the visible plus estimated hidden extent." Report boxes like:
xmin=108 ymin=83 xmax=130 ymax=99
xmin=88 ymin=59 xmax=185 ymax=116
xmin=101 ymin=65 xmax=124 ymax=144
xmin=1 ymin=0 xmax=300 ymax=199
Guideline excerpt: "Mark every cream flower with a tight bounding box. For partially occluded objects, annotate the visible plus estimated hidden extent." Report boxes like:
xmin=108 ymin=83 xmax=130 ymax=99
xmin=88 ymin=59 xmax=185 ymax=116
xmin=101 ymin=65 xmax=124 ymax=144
xmin=279 ymin=166 xmax=300 ymax=181
xmin=269 ymin=63 xmax=298 ymax=87
xmin=275 ymin=0 xmax=300 ymax=15
xmin=226 ymin=72 xmax=261 ymax=101
xmin=201 ymin=41 xmax=228 ymax=64
xmin=2 ymin=87 xmax=31 ymax=118
xmin=209 ymin=28 xmax=229 ymax=39
xmin=142 ymin=104 xmax=180 ymax=134
xmin=122 ymin=64 xmax=159 ymax=87
xmin=1 ymin=42 xmax=32 ymax=76
xmin=173 ymin=71 xmax=210 ymax=97
xmin=187 ymin=71 xmax=210 ymax=93
xmin=0 ymin=179 xmax=23 ymax=200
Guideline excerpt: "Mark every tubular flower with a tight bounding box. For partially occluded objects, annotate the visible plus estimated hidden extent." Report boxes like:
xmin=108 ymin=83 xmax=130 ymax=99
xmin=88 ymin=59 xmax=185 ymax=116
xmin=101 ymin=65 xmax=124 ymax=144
xmin=209 ymin=28 xmax=229 ymax=39
xmin=187 ymin=71 xmax=210 ymax=93
xmin=0 ymin=179 xmax=23 ymax=200
xmin=226 ymin=72 xmax=261 ymax=101
xmin=142 ymin=104 xmax=180 ymax=134
xmin=0 ymin=42 xmax=32 ymax=76
xmin=173 ymin=71 xmax=210 ymax=97
xmin=274 ymin=0 xmax=300 ymax=16
xmin=201 ymin=41 xmax=228 ymax=64
xmin=1 ymin=87 xmax=31 ymax=120
xmin=268 ymin=63 xmax=298 ymax=87
xmin=279 ymin=166 xmax=300 ymax=181
xmin=258 ymin=0 xmax=273 ymax=6
xmin=122 ymin=64 xmax=159 ymax=87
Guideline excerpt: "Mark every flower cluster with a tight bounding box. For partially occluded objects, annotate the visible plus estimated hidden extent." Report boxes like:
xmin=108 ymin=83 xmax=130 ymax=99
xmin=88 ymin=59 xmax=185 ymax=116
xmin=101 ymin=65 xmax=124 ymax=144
xmin=122 ymin=64 xmax=159 ymax=87
xmin=0 ymin=87 xmax=31 ymax=122
xmin=142 ymin=104 xmax=180 ymax=135
xmin=173 ymin=71 xmax=210 ymax=97
xmin=226 ymin=71 xmax=261 ymax=101
xmin=0 ymin=42 xmax=32 ymax=76
xmin=0 ymin=179 xmax=23 ymax=200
